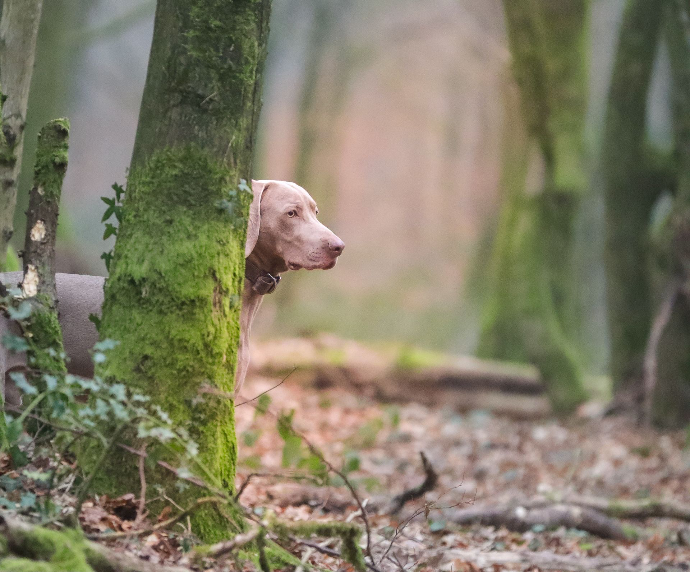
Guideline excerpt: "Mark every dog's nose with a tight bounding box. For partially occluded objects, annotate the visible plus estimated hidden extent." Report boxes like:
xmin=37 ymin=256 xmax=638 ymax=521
xmin=329 ymin=237 xmax=345 ymax=255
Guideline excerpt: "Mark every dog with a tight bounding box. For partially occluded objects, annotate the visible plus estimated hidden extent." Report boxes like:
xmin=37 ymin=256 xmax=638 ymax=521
xmin=0 ymin=179 xmax=344 ymax=401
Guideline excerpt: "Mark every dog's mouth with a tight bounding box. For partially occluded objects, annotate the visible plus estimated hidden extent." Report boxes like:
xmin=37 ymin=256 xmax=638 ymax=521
xmin=287 ymin=259 xmax=338 ymax=271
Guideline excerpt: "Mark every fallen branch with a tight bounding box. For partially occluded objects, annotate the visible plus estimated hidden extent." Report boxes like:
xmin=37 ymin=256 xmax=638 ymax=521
xmin=389 ymin=452 xmax=438 ymax=514
xmin=445 ymin=548 xmax=658 ymax=572
xmin=199 ymin=526 xmax=262 ymax=559
xmin=0 ymin=513 xmax=190 ymax=572
xmin=445 ymin=503 xmax=633 ymax=540
xmin=537 ymin=494 xmax=690 ymax=522
xmin=297 ymin=539 xmax=381 ymax=572
xmin=642 ymin=278 xmax=681 ymax=425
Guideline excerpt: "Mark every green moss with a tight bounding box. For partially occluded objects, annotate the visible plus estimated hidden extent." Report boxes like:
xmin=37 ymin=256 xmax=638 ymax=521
xmin=270 ymin=521 xmax=365 ymax=572
xmin=25 ymin=300 xmax=67 ymax=375
xmin=2 ymin=527 xmax=92 ymax=572
xmin=84 ymin=146 xmax=246 ymax=540
xmin=395 ymin=346 xmax=446 ymax=370
xmin=2 ymin=245 xmax=21 ymax=272
xmin=0 ymin=558 xmax=57 ymax=572
xmin=32 ymin=119 xmax=69 ymax=202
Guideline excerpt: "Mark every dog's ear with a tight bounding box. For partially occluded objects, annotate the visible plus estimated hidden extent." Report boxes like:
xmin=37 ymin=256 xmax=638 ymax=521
xmin=245 ymin=180 xmax=267 ymax=257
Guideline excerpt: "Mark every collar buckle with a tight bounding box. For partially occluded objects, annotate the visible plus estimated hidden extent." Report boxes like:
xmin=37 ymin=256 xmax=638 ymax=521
xmin=251 ymin=272 xmax=280 ymax=295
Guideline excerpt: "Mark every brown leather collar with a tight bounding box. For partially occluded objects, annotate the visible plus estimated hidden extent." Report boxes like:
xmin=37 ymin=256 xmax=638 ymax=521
xmin=245 ymin=259 xmax=281 ymax=295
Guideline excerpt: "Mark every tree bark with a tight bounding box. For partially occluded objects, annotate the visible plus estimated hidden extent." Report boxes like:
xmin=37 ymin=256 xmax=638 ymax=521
xmin=86 ymin=0 xmax=271 ymax=543
xmin=478 ymin=0 xmax=590 ymax=413
xmin=646 ymin=0 xmax=690 ymax=426
xmin=21 ymin=119 xmax=69 ymax=377
xmin=0 ymin=0 xmax=44 ymax=269
xmin=601 ymin=0 xmax=665 ymax=392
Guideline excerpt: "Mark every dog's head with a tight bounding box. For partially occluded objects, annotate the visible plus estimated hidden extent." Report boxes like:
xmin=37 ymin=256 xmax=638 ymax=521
xmin=245 ymin=180 xmax=344 ymax=273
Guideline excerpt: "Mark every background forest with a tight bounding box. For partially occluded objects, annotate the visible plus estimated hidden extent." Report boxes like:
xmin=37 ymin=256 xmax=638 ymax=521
xmin=7 ymin=0 xmax=688 ymax=423
xmin=3 ymin=1 xmax=690 ymax=571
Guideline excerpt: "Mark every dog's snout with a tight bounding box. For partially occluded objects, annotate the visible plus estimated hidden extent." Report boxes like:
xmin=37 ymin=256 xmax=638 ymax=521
xmin=329 ymin=237 xmax=345 ymax=255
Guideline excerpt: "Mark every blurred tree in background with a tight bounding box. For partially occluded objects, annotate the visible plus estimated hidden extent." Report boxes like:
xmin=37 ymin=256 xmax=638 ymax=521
xmin=3 ymin=0 xmax=689 ymax=425
xmin=477 ymin=0 xmax=590 ymax=413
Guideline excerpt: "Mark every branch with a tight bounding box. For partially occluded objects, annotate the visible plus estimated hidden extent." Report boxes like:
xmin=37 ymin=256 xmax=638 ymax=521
xmin=388 ymin=452 xmax=438 ymax=515
xmin=539 ymin=494 xmax=690 ymax=522
xmin=642 ymin=279 xmax=681 ymax=425
xmin=0 ymin=514 xmax=190 ymax=572
xmin=201 ymin=526 xmax=261 ymax=559
xmin=445 ymin=503 xmax=634 ymax=541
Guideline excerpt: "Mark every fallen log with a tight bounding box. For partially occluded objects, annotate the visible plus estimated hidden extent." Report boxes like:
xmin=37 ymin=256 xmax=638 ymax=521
xmin=250 ymin=336 xmax=550 ymax=417
xmin=445 ymin=548 xmax=675 ymax=572
xmin=533 ymin=494 xmax=690 ymax=522
xmin=0 ymin=513 xmax=189 ymax=572
xmin=444 ymin=503 xmax=634 ymax=540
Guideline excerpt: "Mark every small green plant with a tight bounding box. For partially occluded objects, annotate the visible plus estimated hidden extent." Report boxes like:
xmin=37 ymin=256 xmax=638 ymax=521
xmin=215 ymin=178 xmax=253 ymax=228
xmin=100 ymin=182 xmax=125 ymax=271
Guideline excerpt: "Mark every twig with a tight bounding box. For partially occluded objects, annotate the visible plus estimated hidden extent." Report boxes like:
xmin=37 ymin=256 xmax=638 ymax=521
xmin=250 ymin=400 xmax=381 ymax=571
xmin=203 ymin=526 xmax=261 ymax=558
xmin=235 ymin=367 xmax=297 ymax=406
xmin=642 ymin=278 xmax=681 ymax=425
xmin=136 ymin=443 xmax=148 ymax=524
xmin=71 ymin=422 xmax=128 ymax=528
xmin=303 ymin=436 xmax=378 ymax=570
xmin=87 ymin=496 xmax=225 ymax=541
xmin=297 ymin=539 xmax=381 ymax=572
xmin=389 ymin=452 xmax=438 ymax=515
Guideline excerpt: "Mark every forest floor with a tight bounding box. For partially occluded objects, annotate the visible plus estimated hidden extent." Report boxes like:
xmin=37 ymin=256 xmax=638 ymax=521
xmin=3 ymin=358 xmax=690 ymax=571
xmin=74 ymin=369 xmax=690 ymax=571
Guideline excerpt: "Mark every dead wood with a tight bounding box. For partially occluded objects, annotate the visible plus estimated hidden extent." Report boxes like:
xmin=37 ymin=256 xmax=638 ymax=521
xmin=389 ymin=452 xmax=438 ymax=515
xmin=0 ymin=513 xmax=190 ymax=572
xmin=251 ymin=337 xmax=550 ymax=417
xmin=537 ymin=494 xmax=690 ymax=522
xmin=445 ymin=503 xmax=632 ymax=540
xmin=642 ymin=279 xmax=681 ymax=425
xmin=444 ymin=548 xmax=674 ymax=572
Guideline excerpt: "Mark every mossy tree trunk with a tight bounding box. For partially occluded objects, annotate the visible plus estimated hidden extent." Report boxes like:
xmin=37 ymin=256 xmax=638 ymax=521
xmin=87 ymin=0 xmax=271 ymax=542
xmin=21 ymin=119 xmax=69 ymax=378
xmin=645 ymin=0 xmax=690 ymax=426
xmin=0 ymin=0 xmax=44 ymax=270
xmin=478 ymin=0 xmax=589 ymax=413
xmin=601 ymin=0 xmax=665 ymax=392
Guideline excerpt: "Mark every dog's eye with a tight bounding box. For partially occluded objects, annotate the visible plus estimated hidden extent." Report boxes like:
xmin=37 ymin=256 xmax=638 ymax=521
xmin=287 ymin=210 xmax=297 ymax=218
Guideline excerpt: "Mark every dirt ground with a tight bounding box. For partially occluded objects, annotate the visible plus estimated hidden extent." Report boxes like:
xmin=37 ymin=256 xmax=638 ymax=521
xmin=228 ymin=373 xmax=690 ymax=571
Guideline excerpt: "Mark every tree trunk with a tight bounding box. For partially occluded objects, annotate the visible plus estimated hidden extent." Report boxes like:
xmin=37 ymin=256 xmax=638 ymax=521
xmin=646 ymin=0 xmax=690 ymax=426
xmin=86 ymin=0 xmax=271 ymax=543
xmin=478 ymin=0 xmax=589 ymax=413
xmin=21 ymin=119 xmax=69 ymax=378
xmin=0 ymin=0 xmax=44 ymax=269
xmin=601 ymin=0 xmax=665 ymax=392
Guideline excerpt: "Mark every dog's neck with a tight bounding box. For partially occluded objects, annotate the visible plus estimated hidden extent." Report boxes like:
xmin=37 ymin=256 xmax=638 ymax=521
xmin=244 ymin=250 xmax=288 ymax=296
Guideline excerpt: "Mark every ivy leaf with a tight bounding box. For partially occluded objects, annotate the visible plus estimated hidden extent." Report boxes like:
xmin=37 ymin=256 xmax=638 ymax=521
xmin=94 ymin=339 xmax=119 ymax=352
xmin=7 ymin=301 xmax=32 ymax=321
xmin=2 ymin=334 xmax=29 ymax=353
xmin=101 ymin=205 xmax=115 ymax=223
xmin=20 ymin=492 xmax=37 ymax=509
xmin=9 ymin=372 xmax=37 ymax=395
xmin=103 ymin=223 xmax=118 ymax=240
